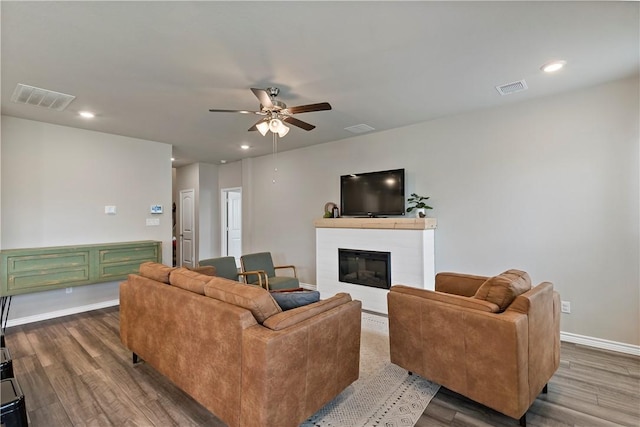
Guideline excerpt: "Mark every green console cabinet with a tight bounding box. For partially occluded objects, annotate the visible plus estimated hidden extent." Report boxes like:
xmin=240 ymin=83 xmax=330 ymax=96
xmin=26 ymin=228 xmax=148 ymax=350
xmin=0 ymin=241 xmax=162 ymax=296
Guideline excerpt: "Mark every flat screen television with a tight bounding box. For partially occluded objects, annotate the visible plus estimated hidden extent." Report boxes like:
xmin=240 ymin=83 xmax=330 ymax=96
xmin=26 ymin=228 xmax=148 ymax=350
xmin=340 ymin=168 xmax=405 ymax=217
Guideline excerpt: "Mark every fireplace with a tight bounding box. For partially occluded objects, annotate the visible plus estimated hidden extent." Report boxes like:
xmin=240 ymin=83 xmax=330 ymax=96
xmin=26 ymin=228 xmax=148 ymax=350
xmin=338 ymin=248 xmax=391 ymax=289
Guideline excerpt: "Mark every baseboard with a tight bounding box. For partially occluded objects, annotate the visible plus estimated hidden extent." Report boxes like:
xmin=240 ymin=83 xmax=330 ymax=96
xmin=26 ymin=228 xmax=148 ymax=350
xmin=5 ymin=299 xmax=120 ymax=328
xmin=561 ymin=331 xmax=639 ymax=356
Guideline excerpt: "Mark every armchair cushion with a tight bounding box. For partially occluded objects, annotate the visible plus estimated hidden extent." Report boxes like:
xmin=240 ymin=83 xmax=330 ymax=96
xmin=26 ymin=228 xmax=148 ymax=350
xmin=473 ymin=269 xmax=531 ymax=311
xmin=204 ymin=277 xmax=282 ymax=323
xmin=391 ymin=285 xmax=500 ymax=313
xmin=139 ymin=261 xmax=175 ymax=284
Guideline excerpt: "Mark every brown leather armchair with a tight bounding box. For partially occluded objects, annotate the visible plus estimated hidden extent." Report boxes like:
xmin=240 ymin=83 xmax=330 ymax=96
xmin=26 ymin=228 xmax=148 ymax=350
xmin=387 ymin=270 xmax=560 ymax=426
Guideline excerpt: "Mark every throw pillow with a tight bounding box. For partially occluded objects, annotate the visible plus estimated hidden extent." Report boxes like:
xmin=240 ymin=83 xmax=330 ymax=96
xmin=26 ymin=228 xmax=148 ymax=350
xmin=472 ymin=269 xmax=531 ymax=311
xmin=270 ymin=290 xmax=320 ymax=311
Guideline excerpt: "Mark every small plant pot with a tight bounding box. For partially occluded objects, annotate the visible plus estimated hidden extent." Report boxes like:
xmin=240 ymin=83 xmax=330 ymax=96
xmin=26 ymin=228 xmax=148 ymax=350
xmin=415 ymin=208 xmax=427 ymax=218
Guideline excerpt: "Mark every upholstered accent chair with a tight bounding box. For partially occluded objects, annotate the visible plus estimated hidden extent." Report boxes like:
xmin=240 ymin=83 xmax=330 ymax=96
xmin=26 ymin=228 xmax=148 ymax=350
xmin=387 ymin=270 xmax=560 ymax=427
xmin=198 ymin=256 xmax=266 ymax=288
xmin=240 ymin=252 xmax=299 ymax=291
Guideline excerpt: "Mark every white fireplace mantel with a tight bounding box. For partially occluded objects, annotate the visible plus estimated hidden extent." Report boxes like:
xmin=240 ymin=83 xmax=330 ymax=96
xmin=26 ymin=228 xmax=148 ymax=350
xmin=315 ymin=217 xmax=436 ymax=314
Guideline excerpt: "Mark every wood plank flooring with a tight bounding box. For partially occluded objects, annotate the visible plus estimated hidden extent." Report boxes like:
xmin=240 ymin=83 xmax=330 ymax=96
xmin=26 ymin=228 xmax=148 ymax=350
xmin=3 ymin=307 xmax=639 ymax=427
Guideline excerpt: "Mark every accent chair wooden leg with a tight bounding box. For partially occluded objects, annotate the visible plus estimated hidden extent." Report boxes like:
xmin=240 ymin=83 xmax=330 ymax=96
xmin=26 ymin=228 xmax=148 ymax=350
xmin=519 ymin=413 xmax=526 ymax=427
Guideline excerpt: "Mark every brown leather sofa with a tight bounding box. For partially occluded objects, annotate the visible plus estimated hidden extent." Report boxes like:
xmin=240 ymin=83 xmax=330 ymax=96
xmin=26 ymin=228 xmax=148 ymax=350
xmin=387 ymin=269 xmax=560 ymax=426
xmin=120 ymin=262 xmax=361 ymax=427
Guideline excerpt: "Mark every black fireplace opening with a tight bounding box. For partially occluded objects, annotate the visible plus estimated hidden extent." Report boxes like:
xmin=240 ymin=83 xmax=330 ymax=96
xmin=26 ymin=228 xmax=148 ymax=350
xmin=338 ymin=248 xmax=391 ymax=289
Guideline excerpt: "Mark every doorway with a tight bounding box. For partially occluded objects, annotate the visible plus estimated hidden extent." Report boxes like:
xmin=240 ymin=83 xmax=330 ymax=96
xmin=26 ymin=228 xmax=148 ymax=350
xmin=221 ymin=188 xmax=242 ymax=266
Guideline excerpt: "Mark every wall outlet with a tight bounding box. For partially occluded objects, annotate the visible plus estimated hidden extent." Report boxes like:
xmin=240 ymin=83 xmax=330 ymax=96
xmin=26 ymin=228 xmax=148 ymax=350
xmin=561 ymin=300 xmax=571 ymax=314
xmin=65 ymin=287 xmax=73 ymax=294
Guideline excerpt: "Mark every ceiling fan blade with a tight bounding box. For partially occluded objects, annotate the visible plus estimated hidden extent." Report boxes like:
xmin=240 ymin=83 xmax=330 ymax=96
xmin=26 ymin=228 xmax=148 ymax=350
xmin=251 ymin=88 xmax=274 ymax=109
xmin=287 ymin=102 xmax=332 ymax=114
xmin=248 ymin=118 xmax=267 ymax=131
xmin=283 ymin=116 xmax=316 ymax=131
xmin=208 ymin=108 xmax=264 ymax=115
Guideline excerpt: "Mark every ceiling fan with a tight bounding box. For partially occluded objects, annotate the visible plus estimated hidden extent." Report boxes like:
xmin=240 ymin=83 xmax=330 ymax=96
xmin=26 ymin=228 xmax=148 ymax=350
xmin=209 ymin=87 xmax=331 ymax=137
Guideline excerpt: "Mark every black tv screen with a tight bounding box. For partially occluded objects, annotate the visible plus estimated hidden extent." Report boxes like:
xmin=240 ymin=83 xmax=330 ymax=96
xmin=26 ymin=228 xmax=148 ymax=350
xmin=340 ymin=169 xmax=405 ymax=217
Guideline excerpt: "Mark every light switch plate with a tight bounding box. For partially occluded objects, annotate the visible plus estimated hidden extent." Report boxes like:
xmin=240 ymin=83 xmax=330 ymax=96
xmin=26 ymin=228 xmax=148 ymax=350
xmin=146 ymin=218 xmax=160 ymax=226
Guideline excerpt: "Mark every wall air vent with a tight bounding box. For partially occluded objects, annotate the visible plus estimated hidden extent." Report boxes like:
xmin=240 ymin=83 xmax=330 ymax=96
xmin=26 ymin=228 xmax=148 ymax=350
xmin=10 ymin=83 xmax=76 ymax=111
xmin=345 ymin=124 xmax=375 ymax=134
xmin=495 ymin=79 xmax=528 ymax=96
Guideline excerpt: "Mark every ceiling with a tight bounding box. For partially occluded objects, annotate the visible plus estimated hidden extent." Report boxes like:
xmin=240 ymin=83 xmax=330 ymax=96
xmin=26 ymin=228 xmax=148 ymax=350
xmin=2 ymin=1 xmax=638 ymax=167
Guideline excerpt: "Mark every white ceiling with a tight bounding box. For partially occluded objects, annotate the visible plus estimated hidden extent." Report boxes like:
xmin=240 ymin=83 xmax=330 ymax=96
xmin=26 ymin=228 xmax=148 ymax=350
xmin=2 ymin=1 xmax=638 ymax=166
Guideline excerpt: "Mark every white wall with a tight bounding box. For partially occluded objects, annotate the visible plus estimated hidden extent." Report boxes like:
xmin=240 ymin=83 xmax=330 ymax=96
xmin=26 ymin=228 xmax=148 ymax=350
xmin=242 ymin=76 xmax=639 ymax=346
xmin=198 ymin=163 xmax=219 ymax=259
xmin=1 ymin=116 xmax=172 ymax=320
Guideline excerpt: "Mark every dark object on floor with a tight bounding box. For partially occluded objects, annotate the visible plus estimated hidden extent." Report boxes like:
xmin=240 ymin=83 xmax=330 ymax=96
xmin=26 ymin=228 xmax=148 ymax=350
xmin=1 ymin=377 xmax=28 ymax=427
xmin=0 ymin=347 xmax=13 ymax=380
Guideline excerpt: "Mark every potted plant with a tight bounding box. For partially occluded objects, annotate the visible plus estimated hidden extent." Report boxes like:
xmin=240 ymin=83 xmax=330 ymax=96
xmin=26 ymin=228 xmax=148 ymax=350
xmin=406 ymin=193 xmax=433 ymax=218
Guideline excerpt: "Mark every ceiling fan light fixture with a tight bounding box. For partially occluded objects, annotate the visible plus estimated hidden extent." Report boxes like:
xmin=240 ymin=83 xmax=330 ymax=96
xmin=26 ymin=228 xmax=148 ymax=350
xmin=277 ymin=124 xmax=290 ymax=138
xmin=256 ymin=121 xmax=269 ymax=136
xmin=269 ymin=117 xmax=283 ymax=133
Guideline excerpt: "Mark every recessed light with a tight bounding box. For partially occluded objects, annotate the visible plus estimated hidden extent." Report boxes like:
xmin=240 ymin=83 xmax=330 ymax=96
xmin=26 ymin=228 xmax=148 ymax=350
xmin=220 ymin=160 xmax=227 ymax=164
xmin=79 ymin=111 xmax=95 ymax=118
xmin=241 ymin=145 xmax=250 ymax=150
xmin=541 ymin=60 xmax=566 ymax=73
xmin=171 ymin=157 xmax=175 ymax=162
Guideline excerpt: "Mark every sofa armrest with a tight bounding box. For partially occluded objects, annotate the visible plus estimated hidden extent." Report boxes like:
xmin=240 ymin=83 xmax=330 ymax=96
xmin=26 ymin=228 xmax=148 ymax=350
xmin=240 ymin=298 xmax=361 ymax=427
xmin=435 ymin=272 xmax=488 ymax=296
xmin=263 ymin=293 xmax=352 ymax=330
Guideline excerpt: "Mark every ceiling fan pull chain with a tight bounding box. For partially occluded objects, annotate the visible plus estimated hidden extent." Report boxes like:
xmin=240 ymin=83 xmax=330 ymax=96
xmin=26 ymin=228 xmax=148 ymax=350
xmin=272 ymin=132 xmax=278 ymax=184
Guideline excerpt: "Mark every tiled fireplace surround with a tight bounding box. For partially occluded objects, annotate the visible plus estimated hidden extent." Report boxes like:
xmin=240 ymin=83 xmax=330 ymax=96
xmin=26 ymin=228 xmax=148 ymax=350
xmin=315 ymin=218 xmax=436 ymax=314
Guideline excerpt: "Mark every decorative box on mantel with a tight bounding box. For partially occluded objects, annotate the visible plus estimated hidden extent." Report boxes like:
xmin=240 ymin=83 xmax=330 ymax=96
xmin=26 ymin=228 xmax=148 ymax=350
xmin=314 ymin=217 xmax=436 ymax=314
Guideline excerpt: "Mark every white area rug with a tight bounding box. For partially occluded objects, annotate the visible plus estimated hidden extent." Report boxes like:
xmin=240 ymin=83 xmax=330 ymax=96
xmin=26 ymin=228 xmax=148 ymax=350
xmin=301 ymin=313 xmax=440 ymax=427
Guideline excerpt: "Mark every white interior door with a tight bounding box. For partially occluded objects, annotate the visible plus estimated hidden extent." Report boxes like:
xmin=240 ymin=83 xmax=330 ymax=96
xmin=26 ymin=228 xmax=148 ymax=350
xmin=222 ymin=188 xmax=242 ymax=265
xmin=180 ymin=189 xmax=195 ymax=268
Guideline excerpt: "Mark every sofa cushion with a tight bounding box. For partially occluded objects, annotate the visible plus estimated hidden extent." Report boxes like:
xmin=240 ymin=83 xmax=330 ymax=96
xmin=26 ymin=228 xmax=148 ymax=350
xmin=473 ymin=269 xmax=532 ymax=311
xmin=139 ymin=261 xmax=175 ymax=284
xmin=270 ymin=289 xmax=321 ymax=311
xmin=169 ymin=267 xmax=214 ymax=295
xmin=263 ymin=293 xmax=352 ymax=331
xmin=204 ymin=277 xmax=282 ymax=323
xmin=187 ymin=265 xmax=217 ymax=276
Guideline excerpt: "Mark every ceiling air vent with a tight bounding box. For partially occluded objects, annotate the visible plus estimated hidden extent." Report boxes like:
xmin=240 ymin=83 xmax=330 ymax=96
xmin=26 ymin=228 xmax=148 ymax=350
xmin=345 ymin=124 xmax=375 ymax=134
xmin=10 ymin=83 xmax=76 ymax=111
xmin=495 ymin=79 xmax=528 ymax=96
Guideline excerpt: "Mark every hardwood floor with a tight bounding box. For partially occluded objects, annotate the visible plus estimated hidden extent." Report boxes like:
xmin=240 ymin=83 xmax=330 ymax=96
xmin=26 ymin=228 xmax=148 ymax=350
xmin=3 ymin=307 xmax=639 ymax=427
